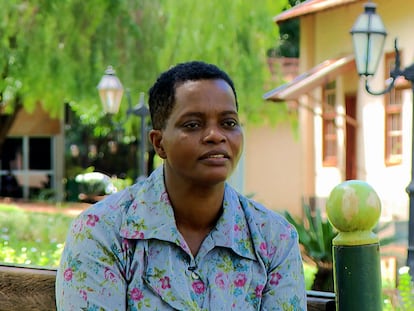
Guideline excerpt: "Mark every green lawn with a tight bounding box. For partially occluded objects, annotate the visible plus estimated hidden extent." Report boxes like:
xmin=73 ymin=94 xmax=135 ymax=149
xmin=0 ymin=204 xmax=75 ymax=267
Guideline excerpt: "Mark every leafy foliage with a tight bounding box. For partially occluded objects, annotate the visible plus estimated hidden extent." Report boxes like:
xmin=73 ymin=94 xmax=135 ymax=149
xmin=285 ymin=203 xmax=337 ymax=266
xmin=382 ymin=267 xmax=414 ymax=310
xmin=1 ymin=0 xmax=291 ymax=136
xmin=396 ymin=267 xmax=414 ymax=310
xmin=285 ymin=202 xmax=337 ymax=291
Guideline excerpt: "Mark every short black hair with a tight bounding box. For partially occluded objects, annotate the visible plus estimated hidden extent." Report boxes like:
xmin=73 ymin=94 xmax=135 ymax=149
xmin=148 ymin=61 xmax=238 ymax=130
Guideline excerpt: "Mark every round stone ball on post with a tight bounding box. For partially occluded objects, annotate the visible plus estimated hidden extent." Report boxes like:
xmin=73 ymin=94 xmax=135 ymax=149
xmin=326 ymin=180 xmax=383 ymax=311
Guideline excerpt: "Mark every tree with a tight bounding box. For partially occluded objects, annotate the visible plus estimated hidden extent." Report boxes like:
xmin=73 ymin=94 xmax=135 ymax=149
xmin=0 ymin=0 xmax=291 ymax=177
xmin=267 ymin=0 xmax=306 ymax=58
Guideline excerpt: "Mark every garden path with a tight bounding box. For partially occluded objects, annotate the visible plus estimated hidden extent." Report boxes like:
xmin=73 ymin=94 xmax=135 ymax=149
xmin=0 ymin=198 xmax=89 ymax=216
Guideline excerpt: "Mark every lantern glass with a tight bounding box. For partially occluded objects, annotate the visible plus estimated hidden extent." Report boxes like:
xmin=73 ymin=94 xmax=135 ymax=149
xmin=350 ymin=2 xmax=387 ymax=76
xmin=97 ymin=66 xmax=124 ymax=114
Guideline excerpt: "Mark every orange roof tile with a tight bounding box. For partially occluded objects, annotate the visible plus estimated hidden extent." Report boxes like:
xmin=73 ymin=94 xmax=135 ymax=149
xmin=264 ymin=55 xmax=355 ymax=102
xmin=275 ymin=0 xmax=363 ymax=24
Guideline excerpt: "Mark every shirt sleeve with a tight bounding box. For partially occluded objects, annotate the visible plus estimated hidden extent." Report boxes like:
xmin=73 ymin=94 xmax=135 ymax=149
xmin=55 ymin=206 xmax=130 ymax=311
xmin=261 ymin=221 xmax=307 ymax=310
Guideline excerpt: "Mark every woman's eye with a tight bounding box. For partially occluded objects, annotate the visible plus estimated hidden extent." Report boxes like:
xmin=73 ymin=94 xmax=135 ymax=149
xmin=183 ymin=121 xmax=200 ymax=129
xmin=223 ymin=119 xmax=238 ymax=128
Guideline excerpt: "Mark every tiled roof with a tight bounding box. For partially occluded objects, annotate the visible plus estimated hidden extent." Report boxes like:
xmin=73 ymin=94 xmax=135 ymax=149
xmin=264 ymin=55 xmax=355 ymax=102
xmin=275 ymin=0 xmax=363 ymax=24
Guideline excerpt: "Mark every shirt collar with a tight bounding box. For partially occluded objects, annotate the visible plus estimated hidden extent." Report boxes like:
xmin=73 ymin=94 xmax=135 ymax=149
xmin=120 ymin=166 xmax=256 ymax=261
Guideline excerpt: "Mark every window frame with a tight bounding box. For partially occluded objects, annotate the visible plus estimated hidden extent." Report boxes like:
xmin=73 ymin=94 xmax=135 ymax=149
xmin=322 ymin=81 xmax=338 ymax=167
xmin=384 ymin=51 xmax=403 ymax=166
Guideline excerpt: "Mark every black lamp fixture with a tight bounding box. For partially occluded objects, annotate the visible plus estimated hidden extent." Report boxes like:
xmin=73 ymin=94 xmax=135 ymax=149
xmin=351 ymin=1 xmax=414 ymax=275
xmin=97 ymin=66 xmax=150 ymax=179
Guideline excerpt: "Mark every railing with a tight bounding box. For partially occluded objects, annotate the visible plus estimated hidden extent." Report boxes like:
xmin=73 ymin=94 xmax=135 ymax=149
xmin=0 ymin=264 xmax=56 ymax=311
xmin=0 ymin=264 xmax=336 ymax=311
xmin=326 ymin=180 xmax=383 ymax=311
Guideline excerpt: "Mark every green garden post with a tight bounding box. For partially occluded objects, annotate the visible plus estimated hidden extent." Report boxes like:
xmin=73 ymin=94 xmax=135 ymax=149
xmin=326 ymin=180 xmax=382 ymax=311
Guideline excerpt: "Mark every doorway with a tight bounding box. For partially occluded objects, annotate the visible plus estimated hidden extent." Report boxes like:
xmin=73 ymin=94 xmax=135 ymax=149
xmin=345 ymin=94 xmax=357 ymax=180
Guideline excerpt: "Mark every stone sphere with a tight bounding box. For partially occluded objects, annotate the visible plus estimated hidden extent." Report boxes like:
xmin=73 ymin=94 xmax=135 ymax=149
xmin=326 ymin=180 xmax=381 ymax=232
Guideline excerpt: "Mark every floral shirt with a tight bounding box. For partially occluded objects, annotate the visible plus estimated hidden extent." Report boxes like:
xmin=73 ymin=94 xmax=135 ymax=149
xmin=56 ymin=166 xmax=306 ymax=310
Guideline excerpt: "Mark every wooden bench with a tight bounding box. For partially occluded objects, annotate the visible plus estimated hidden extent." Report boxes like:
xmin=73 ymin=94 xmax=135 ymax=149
xmin=0 ymin=264 xmax=336 ymax=310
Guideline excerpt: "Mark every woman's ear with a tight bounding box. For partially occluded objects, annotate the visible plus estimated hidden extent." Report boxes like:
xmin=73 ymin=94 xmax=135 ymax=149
xmin=149 ymin=129 xmax=167 ymax=159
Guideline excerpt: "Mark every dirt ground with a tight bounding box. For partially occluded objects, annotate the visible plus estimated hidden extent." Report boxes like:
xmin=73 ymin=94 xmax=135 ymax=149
xmin=0 ymin=197 xmax=90 ymax=216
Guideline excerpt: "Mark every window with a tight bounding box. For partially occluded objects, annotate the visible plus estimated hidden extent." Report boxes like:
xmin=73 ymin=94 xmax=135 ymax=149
xmin=29 ymin=138 xmax=52 ymax=170
xmin=384 ymin=52 xmax=403 ymax=165
xmin=322 ymin=81 xmax=337 ymax=166
xmin=0 ymin=136 xmax=53 ymax=198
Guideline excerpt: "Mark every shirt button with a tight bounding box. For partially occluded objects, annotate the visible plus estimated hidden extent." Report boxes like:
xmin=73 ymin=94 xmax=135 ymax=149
xmin=191 ymin=271 xmax=200 ymax=280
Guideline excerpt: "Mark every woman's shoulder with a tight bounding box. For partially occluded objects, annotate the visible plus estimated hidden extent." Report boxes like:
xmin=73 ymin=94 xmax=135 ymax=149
xmin=75 ymin=183 xmax=141 ymax=224
xmin=239 ymin=194 xmax=297 ymax=238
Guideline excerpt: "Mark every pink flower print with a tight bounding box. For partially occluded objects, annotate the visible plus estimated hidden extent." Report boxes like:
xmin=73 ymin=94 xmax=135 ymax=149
xmin=160 ymin=191 xmax=170 ymax=203
xmin=192 ymin=280 xmax=205 ymax=294
xmin=120 ymin=228 xmax=129 ymax=237
xmin=121 ymin=239 xmax=130 ymax=252
xmin=79 ymin=289 xmax=88 ymax=301
xmin=86 ymin=214 xmax=99 ymax=227
xmin=270 ymin=272 xmax=282 ymax=286
xmin=234 ymin=273 xmax=247 ymax=287
xmin=130 ymin=288 xmax=144 ymax=301
xmin=255 ymin=285 xmax=264 ymax=297
xmin=234 ymin=224 xmax=241 ymax=232
xmin=279 ymin=233 xmax=288 ymax=240
xmin=160 ymin=276 xmax=171 ymax=289
xmin=268 ymin=245 xmax=277 ymax=258
xmin=72 ymin=219 xmax=84 ymax=234
xmin=181 ymin=241 xmax=190 ymax=252
xmin=104 ymin=267 xmax=117 ymax=282
xmin=131 ymin=230 xmax=144 ymax=239
xmin=215 ymin=272 xmax=228 ymax=289
xmin=129 ymin=202 xmax=138 ymax=210
xmin=63 ymin=268 xmax=73 ymax=281
xmin=109 ymin=203 xmax=119 ymax=210
xmin=259 ymin=242 xmax=269 ymax=257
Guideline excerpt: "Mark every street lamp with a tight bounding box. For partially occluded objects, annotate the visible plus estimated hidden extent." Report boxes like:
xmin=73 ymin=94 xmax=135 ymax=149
xmin=351 ymin=1 xmax=414 ymax=275
xmin=97 ymin=66 xmax=150 ymax=179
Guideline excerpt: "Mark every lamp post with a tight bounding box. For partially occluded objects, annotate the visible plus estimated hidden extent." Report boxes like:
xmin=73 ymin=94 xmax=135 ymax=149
xmin=351 ymin=1 xmax=414 ymax=275
xmin=97 ymin=66 xmax=150 ymax=179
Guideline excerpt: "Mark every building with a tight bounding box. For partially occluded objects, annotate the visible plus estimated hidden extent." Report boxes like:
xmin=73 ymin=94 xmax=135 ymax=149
xmin=0 ymin=103 xmax=64 ymax=201
xmin=261 ymin=0 xmax=413 ymax=221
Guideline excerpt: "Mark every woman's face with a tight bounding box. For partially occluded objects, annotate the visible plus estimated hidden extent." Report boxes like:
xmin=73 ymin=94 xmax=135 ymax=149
xmin=151 ymin=79 xmax=243 ymax=187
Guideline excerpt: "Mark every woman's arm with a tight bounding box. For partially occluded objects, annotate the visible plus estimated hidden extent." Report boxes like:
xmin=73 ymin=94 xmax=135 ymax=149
xmin=260 ymin=224 xmax=307 ymax=310
xmin=56 ymin=208 xmax=130 ymax=310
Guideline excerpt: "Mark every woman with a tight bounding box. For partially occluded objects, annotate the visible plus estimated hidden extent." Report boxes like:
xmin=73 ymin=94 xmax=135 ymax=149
xmin=56 ymin=61 xmax=306 ymax=310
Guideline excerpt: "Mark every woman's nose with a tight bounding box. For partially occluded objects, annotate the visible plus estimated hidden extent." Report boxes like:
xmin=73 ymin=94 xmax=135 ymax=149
xmin=202 ymin=126 xmax=226 ymax=143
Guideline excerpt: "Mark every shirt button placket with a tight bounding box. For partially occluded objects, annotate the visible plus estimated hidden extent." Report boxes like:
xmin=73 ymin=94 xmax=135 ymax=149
xmin=191 ymin=271 xmax=200 ymax=280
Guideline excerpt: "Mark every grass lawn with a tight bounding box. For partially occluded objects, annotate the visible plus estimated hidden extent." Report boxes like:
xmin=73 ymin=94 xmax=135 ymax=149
xmin=0 ymin=203 xmax=76 ymax=267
